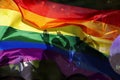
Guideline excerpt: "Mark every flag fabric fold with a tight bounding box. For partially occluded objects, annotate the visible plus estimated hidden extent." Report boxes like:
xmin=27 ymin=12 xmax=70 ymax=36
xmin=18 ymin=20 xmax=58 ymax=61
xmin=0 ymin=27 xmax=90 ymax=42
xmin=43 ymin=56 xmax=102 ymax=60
xmin=0 ymin=0 xmax=120 ymax=80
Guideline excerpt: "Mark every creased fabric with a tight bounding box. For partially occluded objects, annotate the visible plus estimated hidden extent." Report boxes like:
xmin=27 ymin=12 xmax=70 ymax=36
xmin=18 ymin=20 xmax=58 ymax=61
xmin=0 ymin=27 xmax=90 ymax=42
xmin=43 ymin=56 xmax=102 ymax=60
xmin=0 ymin=0 xmax=120 ymax=80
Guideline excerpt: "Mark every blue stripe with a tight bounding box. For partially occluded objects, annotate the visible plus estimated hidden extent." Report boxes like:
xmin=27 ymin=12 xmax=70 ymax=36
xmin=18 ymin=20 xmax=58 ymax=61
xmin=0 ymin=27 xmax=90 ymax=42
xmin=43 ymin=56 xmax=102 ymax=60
xmin=0 ymin=40 xmax=100 ymax=72
xmin=0 ymin=41 xmax=47 ymax=50
xmin=0 ymin=41 xmax=119 ymax=79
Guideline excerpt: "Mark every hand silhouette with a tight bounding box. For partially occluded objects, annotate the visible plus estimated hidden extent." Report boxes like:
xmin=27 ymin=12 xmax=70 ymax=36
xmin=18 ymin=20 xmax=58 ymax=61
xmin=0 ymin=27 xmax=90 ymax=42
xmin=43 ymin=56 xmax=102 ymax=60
xmin=57 ymin=31 xmax=63 ymax=37
xmin=40 ymin=30 xmax=50 ymax=43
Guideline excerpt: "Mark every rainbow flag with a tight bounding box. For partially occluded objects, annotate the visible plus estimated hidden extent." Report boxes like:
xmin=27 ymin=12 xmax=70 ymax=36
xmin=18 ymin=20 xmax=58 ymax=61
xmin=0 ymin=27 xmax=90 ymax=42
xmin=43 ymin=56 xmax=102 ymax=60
xmin=0 ymin=0 xmax=120 ymax=80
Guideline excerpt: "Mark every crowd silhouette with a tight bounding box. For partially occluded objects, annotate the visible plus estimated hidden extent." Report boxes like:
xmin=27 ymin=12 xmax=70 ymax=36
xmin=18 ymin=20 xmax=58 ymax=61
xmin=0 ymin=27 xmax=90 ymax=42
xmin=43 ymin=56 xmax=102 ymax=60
xmin=0 ymin=30 xmax=117 ymax=80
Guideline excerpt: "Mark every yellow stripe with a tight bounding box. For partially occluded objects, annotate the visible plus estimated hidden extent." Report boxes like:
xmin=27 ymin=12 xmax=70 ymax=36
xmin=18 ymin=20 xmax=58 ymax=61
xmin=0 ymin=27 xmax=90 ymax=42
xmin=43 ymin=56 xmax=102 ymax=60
xmin=0 ymin=8 xmax=113 ymax=55
xmin=82 ymin=21 xmax=120 ymax=40
xmin=0 ymin=9 xmax=81 ymax=36
xmin=0 ymin=0 xmax=119 ymax=41
xmin=19 ymin=7 xmax=120 ymax=41
xmin=84 ymin=33 xmax=112 ymax=55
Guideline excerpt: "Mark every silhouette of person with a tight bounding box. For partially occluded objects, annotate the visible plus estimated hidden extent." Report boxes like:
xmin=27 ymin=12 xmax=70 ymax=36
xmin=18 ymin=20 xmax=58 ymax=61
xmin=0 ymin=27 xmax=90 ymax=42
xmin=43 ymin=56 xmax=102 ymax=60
xmin=0 ymin=56 xmax=11 ymax=78
xmin=56 ymin=31 xmax=70 ymax=50
xmin=83 ymin=35 xmax=99 ymax=50
xmin=20 ymin=61 xmax=36 ymax=80
xmin=40 ymin=30 xmax=51 ymax=60
xmin=51 ymin=31 xmax=76 ymax=62
xmin=74 ymin=36 xmax=85 ymax=52
xmin=0 ymin=55 xmax=10 ymax=66
xmin=0 ymin=55 xmax=25 ymax=80
xmin=41 ymin=30 xmax=50 ymax=46
xmin=39 ymin=30 xmax=66 ymax=80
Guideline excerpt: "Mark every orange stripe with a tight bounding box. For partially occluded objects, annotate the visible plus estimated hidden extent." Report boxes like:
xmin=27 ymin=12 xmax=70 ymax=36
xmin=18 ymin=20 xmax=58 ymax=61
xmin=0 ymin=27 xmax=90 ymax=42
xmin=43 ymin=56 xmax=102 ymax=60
xmin=0 ymin=0 xmax=19 ymax=11
xmin=1 ymin=0 xmax=119 ymax=41
xmin=19 ymin=6 xmax=85 ymax=29
xmin=82 ymin=21 xmax=120 ymax=40
xmin=19 ymin=7 xmax=120 ymax=40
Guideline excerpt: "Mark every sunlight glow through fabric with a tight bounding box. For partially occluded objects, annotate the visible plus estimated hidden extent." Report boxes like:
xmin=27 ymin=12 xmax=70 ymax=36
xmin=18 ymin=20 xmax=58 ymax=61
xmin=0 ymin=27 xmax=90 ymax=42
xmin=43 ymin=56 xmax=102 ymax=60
xmin=0 ymin=0 xmax=120 ymax=80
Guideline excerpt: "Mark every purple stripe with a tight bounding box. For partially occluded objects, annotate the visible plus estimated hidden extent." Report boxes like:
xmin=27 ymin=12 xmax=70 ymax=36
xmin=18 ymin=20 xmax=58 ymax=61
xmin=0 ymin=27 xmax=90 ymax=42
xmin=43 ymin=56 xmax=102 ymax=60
xmin=0 ymin=48 xmax=112 ymax=79
xmin=0 ymin=48 xmax=94 ymax=77
xmin=0 ymin=48 xmax=44 ymax=65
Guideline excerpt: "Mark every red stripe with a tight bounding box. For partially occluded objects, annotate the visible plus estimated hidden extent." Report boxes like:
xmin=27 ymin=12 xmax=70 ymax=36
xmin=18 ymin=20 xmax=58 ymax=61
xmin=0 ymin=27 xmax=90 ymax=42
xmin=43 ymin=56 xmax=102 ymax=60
xmin=14 ymin=0 xmax=120 ymax=27
xmin=14 ymin=0 xmax=98 ymax=20
xmin=93 ymin=10 xmax=120 ymax=27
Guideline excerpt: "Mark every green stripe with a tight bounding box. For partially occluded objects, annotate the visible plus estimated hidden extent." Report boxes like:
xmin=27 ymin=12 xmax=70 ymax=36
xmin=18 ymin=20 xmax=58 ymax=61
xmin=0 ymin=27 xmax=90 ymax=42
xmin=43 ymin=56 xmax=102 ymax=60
xmin=0 ymin=26 xmax=107 ymax=57
xmin=0 ymin=26 xmax=79 ymax=51
xmin=0 ymin=26 xmax=100 ymax=53
xmin=0 ymin=26 xmax=75 ymax=44
xmin=0 ymin=26 xmax=9 ymax=40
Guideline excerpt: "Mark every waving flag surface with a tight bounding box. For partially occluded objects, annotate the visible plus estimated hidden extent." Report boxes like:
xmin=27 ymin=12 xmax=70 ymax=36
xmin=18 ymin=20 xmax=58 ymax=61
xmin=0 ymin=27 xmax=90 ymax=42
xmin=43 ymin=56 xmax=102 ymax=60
xmin=0 ymin=0 xmax=120 ymax=80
